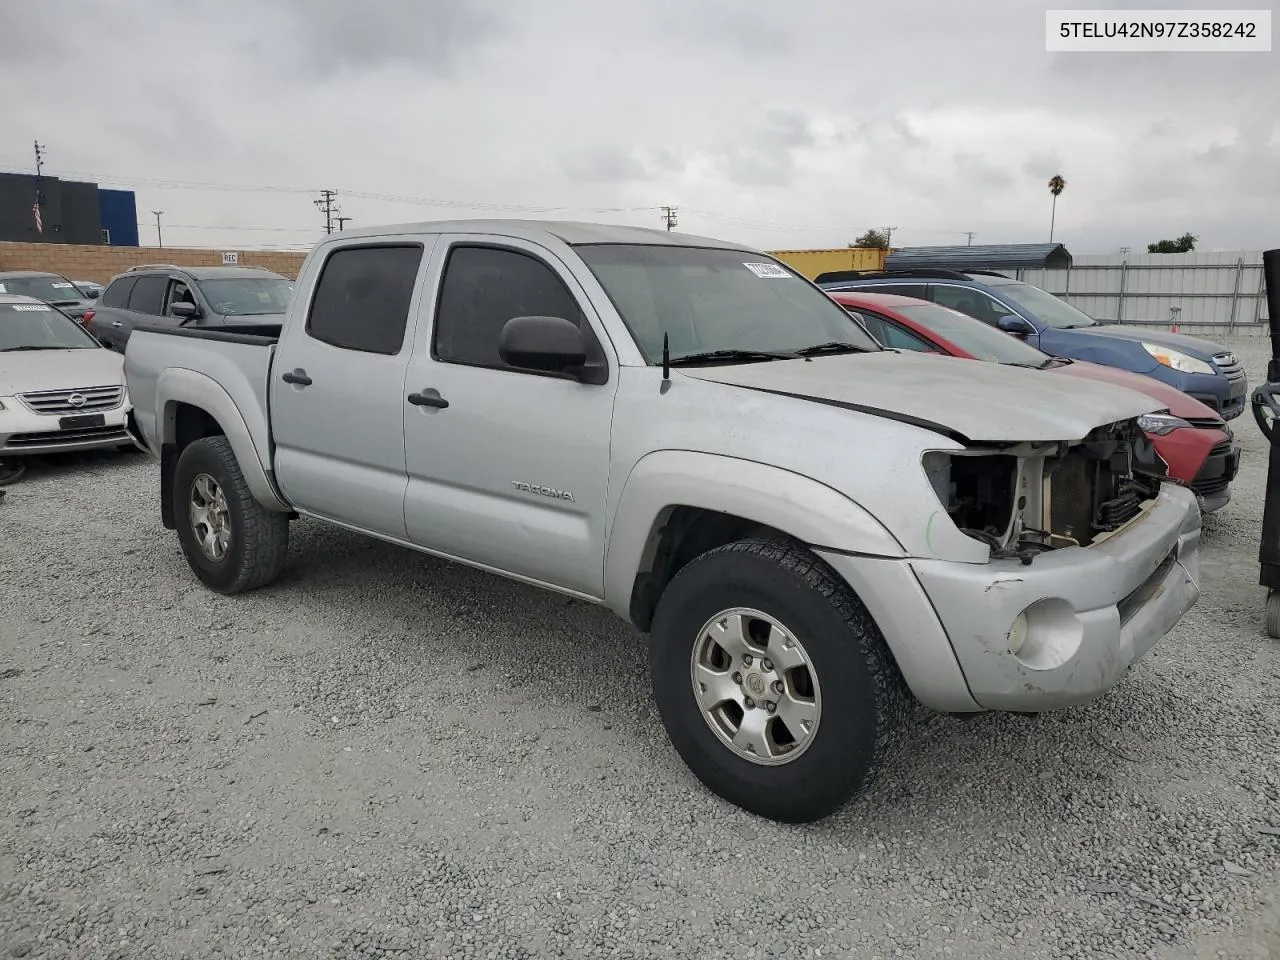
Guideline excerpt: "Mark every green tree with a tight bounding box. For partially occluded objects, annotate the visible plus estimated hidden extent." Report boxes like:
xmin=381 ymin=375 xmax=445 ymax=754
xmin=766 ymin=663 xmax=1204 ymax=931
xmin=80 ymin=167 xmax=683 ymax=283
xmin=1048 ymin=174 xmax=1066 ymax=242
xmin=850 ymin=229 xmax=889 ymax=249
xmin=1146 ymin=233 xmax=1198 ymax=254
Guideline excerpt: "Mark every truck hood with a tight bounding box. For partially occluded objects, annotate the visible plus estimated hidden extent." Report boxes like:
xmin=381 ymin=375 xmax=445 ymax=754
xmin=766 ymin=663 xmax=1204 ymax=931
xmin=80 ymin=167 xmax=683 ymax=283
xmin=678 ymin=350 xmax=1162 ymax=443
xmin=0 ymin=347 xmax=124 ymax=396
xmin=1075 ymin=323 xmax=1227 ymax=358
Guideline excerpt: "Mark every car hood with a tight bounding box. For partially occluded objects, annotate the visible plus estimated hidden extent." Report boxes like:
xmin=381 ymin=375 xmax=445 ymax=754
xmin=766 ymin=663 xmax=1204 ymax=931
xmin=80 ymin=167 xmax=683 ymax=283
xmin=1051 ymin=360 xmax=1221 ymax=421
xmin=678 ymin=351 xmax=1162 ymax=443
xmin=1076 ymin=323 xmax=1226 ymax=358
xmin=0 ymin=348 xmax=124 ymax=396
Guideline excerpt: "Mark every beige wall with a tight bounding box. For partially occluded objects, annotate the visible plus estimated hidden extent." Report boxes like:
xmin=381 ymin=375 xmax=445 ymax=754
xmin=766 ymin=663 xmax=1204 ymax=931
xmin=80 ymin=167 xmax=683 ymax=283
xmin=0 ymin=242 xmax=307 ymax=285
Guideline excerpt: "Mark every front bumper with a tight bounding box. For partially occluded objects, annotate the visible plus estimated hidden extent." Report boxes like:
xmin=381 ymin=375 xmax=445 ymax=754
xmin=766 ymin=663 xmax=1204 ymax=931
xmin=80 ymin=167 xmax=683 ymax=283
xmin=820 ymin=484 xmax=1201 ymax=714
xmin=1157 ymin=367 xmax=1248 ymax=421
xmin=0 ymin=397 xmax=141 ymax=456
xmin=1189 ymin=435 xmax=1240 ymax=513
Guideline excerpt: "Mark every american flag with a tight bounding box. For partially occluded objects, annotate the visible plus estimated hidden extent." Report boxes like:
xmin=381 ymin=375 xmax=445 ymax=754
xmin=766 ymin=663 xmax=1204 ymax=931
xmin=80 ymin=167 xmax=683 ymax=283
xmin=32 ymin=199 xmax=42 ymax=234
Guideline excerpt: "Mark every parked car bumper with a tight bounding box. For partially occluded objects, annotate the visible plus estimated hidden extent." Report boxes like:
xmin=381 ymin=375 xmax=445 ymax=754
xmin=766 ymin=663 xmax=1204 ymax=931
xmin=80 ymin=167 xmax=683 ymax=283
xmin=819 ymin=483 xmax=1200 ymax=714
xmin=1147 ymin=366 xmax=1248 ymax=421
xmin=0 ymin=396 xmax=141 ymax=456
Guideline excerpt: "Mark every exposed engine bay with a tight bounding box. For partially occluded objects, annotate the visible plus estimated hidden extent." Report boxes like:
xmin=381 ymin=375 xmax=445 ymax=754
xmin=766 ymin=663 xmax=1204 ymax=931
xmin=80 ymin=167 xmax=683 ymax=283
xmin=924 ymin=418 xmax=1167 ymax=563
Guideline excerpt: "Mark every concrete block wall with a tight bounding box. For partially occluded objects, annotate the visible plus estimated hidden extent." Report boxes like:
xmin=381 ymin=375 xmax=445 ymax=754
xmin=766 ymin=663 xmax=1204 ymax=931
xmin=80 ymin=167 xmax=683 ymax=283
xmin=0 ymin=241 xmax=307 ymax=284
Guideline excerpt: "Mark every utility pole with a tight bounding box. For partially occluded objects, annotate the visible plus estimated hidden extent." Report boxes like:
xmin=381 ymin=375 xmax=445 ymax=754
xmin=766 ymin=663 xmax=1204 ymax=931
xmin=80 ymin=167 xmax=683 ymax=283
xmin=660 ymin=205 xmax=678 ymax=231
xmin=335 ymin=215 xmax=352 ymax=231
xmin=884 ymin=226 xmax=897 ymax=249
xmin=314 ymin=190 xmax=339 ymax=234
xmin=32 ymin=141 xmax=46 ymax=236
xmin=964 ymin=231 xmax=976 ymax=246
xmin=151 ymin=210 xmax=164 ymax=248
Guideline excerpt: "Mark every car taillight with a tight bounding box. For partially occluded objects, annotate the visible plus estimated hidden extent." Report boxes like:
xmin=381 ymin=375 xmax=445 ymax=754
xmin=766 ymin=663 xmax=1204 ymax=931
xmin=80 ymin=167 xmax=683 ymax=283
xmin=81 ymin=310 xmax=95 ymax=326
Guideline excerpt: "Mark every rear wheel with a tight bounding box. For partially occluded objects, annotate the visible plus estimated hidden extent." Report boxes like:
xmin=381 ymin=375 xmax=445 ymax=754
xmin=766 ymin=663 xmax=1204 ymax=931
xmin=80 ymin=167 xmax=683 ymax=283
xmin=650 ymin=537 xmax=909 ymax=823
xmin=1266 ymin=590 xmax=1280 ymax=640
xmin=173 ymin=436 xmax=288 ymax=594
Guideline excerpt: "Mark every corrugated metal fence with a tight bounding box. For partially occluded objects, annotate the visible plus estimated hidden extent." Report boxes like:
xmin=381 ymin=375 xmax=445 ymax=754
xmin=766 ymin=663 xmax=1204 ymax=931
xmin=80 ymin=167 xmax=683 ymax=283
xmin=1013 ymin=251 xmax=1270 ymax=334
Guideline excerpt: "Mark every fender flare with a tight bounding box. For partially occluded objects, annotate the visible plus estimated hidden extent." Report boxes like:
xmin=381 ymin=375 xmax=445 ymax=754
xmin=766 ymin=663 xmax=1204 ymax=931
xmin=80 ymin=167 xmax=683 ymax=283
xmin=602 ymin=450 xmax=905 ymax=615
xmin=157 ymin=368 xmax=290 ymax=513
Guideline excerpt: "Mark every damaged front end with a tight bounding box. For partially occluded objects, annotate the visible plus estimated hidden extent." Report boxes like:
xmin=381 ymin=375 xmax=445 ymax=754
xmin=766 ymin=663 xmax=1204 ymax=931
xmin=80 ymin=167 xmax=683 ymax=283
xmin=924 ymin=418 xmax=1168 ymax=563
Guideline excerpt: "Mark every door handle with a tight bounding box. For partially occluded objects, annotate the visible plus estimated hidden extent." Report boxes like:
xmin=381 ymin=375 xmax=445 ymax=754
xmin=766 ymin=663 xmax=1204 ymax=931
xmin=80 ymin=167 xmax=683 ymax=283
xmin=281 ymin=369 xmax=312 ymax=386
xmin=407 ymin=390 xmax=449 ymax=409
xmin=111 ymin=321 xmax=123 ymax=327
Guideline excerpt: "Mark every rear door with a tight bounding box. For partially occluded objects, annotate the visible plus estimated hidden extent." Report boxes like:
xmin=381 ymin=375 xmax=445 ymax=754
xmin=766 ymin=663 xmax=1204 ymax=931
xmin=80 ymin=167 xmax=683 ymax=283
xmin=269 ymin=238 xmax=432 ymax=541
xmin=116 ymin=274 xmax=170 ymax=349
xmin=91 ymin=276 xmax=136 ymax=350
xmin=400 ymin=236 xmax=619 ymax=597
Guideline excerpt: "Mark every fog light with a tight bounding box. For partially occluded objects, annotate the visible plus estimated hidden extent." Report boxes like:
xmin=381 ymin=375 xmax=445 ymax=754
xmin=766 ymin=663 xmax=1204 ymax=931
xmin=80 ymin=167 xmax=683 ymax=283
xmin=1008 ymin=611 xmax=1029 ymax=655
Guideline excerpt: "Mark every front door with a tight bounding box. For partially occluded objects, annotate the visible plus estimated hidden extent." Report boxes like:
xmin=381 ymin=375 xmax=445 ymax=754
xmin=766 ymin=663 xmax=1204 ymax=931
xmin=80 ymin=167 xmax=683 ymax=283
xmin=401 ymin=237 xmax=618 ymax=597
xmin=269 ymin=241 xmax=430 ymax=541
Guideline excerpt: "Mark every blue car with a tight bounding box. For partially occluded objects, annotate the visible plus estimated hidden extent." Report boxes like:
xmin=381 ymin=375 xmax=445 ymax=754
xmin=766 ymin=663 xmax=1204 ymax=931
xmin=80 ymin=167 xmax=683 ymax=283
xmin=817 ymin=268 xmax=1248 ymax=420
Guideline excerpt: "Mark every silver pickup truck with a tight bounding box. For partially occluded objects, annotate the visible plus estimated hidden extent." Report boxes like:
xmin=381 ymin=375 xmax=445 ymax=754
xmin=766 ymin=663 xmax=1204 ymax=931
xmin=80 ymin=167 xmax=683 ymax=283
xmin=124 ymin=220 xmax=1202 ymax=822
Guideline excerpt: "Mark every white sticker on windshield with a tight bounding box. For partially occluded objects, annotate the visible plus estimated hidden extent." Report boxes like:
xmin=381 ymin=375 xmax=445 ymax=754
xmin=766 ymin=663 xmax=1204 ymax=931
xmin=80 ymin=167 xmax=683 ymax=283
xmin=743 ymin=262 xmax=792 ymax=279
xmin=10 ymin=304 xmax=51 ymax=311
xmin=51 ymin=281 xmax=75 ymax=288
xmin=0 ymin=284 xmax=7 ymax=292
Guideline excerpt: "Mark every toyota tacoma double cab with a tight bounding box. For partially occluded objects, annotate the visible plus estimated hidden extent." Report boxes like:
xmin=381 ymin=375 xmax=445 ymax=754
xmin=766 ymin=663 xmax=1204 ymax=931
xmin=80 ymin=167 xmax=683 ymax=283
xmin=123 ymin=220 xmax=1202 ymax=822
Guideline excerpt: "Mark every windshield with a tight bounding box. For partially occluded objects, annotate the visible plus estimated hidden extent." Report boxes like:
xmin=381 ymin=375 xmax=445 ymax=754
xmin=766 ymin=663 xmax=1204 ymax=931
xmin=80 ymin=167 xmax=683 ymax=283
xmin=997 ymin=281 xmax=1096 ymax=329
xmin=893 ymin=304 xmax=1053 ymax=365
xmin=0 ymin=275 xmax=84 ymax=304
xmin=575 ymin=244 xmax=880 ymax=362
xmin=0 ymin=302 xmax=99 ymax=350
xmin=196 ymin=277 xmax=293 ymax=316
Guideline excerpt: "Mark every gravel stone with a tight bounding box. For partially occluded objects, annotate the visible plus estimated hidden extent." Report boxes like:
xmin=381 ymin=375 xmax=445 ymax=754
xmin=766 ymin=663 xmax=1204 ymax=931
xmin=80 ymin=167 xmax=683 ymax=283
xmin=1 ymin=337 xmax=1279 ymax=959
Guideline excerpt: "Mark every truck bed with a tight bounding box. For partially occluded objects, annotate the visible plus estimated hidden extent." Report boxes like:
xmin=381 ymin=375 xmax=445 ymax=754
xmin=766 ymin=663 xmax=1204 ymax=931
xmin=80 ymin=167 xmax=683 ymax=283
xmin=123 ymin=323 xmax=279 ymax=463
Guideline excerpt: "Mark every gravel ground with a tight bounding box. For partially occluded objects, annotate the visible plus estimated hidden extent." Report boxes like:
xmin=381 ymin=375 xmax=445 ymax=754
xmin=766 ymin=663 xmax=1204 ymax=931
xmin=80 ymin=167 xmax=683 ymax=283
xmin=2 ymin=337 xmax=1280 ymax=960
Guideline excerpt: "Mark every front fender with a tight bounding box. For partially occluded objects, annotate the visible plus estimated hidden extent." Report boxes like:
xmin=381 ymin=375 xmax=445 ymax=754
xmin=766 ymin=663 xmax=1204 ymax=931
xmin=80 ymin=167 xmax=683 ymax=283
xmin=603 ymin=450 xmax=905 ymax=616
xmin=156 ymin=368 xmax=290 ymax=513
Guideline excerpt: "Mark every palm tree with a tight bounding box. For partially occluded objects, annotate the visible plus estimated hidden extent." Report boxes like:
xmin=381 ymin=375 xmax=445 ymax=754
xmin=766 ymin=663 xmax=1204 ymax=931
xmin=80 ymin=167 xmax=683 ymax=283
xmin=1048 ymin=174 xmax=1066 ymax=242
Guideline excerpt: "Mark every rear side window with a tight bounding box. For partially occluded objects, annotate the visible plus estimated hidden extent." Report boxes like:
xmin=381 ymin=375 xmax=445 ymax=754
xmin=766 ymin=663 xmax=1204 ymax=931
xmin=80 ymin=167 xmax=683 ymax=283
xmin=306 ymin=245 xmax=423 ymax=354
xmin=880 ymin=320 xmax=934 ymax=352
xmin=433 ymin=245 xmax=590 ymax=370
xmin=128 ymin=276 xmax=168 ymax=315
xmin=102 ymin=276 xmax=136 ymax=307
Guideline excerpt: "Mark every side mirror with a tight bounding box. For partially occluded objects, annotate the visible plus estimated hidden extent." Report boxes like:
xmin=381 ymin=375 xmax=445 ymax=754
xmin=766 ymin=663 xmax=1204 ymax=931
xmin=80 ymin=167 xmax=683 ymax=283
xmin=170 ymin=301 xmax=200 ymax=322
xmin=997 ymin=315 xmax=1032 ymax=336
xmin=498 ymin=315 xmax=605 ymax=383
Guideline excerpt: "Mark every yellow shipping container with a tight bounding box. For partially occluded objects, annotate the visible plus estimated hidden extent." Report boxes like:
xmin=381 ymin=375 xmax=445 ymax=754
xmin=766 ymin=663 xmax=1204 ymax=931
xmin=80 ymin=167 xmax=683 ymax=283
xmin=768 ymin=247 xmax=888 ymax=280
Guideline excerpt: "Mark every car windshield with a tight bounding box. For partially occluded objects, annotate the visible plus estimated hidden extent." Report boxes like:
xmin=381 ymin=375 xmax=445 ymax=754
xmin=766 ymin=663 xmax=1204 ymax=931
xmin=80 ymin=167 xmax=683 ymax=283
xmin=575 ymin=244 xmax=880 ymax=362
xmin=0 ymin=275 xmax=84 ymax=304
xmin=893 ymin=304 xmax=1053 ymax=365
xmin=0 ymin=302 xmax=99 ymax=350
xmin=996 ymin=281 xmax=1097 ymax=329
xmin=196 ymin=277 xmax=293 ymax=316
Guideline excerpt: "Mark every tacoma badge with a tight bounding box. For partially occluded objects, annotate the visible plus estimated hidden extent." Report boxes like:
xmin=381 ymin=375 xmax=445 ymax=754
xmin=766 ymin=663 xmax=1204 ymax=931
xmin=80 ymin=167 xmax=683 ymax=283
xmin=511 ymin=481 xmax=575 ymax=502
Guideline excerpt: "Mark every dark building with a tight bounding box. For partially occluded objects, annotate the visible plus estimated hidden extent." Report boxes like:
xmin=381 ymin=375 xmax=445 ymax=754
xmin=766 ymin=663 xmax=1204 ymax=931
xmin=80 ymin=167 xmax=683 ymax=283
xmin=0 ymin=172 xmax=138 ymax=246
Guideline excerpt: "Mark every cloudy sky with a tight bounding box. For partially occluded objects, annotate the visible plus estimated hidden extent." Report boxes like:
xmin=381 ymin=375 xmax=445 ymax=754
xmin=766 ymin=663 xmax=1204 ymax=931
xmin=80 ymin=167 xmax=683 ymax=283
xmin=2 ymin=0 xmax=1276 ymax=254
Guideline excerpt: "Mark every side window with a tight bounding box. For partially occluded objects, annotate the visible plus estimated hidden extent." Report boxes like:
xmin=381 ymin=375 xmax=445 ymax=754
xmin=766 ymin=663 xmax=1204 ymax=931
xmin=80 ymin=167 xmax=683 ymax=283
xmin=102 ymin=276 xmax=136 ymax=308
xmin=306 ymin=245 xmax=423 ymax=355
xmin=862 ymin=283 xmax=927 ymax=299
xmin=879 ymin=320 xmax=935 ymax=353
xmin=127 ymin=276 xmax=168 ymax=315
xmin=930 ymin=285 xmax=1015 ymax=327
xmin=433 ymin=245 xmax=598 ymax=372
xmin=165 ymin=279 xmax=194 ymax=314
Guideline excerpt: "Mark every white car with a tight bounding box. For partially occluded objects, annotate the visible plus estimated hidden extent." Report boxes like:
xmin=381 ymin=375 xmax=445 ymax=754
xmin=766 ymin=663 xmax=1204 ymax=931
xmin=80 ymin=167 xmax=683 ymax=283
xmin=0 ymin=294 xmax=143 ymax=457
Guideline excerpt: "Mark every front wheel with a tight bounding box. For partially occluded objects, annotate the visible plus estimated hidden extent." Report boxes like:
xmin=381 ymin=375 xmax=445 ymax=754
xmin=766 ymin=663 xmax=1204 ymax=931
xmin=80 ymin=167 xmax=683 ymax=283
xmin=650 ymin=537 xmax=910 ymax=823
xmin=173 ymin=436 xmax=289 ymax=594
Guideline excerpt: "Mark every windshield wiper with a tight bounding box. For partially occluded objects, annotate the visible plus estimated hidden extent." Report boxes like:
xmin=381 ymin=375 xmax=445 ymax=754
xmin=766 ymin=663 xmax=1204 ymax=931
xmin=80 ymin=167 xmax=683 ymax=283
xmin=667 ymin=349 xmax=797 ymax=366
xmin=794 ymin=341 xmax=870 ymax=357
xmin=1 ymin=345 xmax=70 ymax=352
xmin=50 ymin=299 xmax=82 ymax=306
xmin=1037 ymin=356 xmax=1073 ymax=369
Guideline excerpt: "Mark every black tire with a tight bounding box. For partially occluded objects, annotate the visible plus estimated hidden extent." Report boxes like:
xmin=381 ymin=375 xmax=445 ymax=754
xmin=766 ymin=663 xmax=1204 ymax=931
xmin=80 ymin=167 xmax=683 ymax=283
xmin=173 ymin=436 xmax=289 ymax=594
xmin=650 ymin=537 xmax=910 ymax=823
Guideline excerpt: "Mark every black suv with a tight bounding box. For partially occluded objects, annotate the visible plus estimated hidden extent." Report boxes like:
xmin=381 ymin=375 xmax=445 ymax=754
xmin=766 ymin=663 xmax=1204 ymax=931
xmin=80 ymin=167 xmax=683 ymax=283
xmin=88 ymin=264 xmax=293 ymax=352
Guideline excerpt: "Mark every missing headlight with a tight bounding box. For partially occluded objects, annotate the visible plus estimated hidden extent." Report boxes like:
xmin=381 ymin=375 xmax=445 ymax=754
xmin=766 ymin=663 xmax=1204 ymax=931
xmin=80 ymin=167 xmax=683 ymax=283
xmin=923 ymin=451 xmax=1020 ymax=552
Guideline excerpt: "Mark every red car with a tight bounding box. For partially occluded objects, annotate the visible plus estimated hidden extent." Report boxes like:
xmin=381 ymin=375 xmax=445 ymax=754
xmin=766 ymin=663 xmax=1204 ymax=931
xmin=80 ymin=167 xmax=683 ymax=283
xmin=830 ymin=292 xmax=1241 ymax=513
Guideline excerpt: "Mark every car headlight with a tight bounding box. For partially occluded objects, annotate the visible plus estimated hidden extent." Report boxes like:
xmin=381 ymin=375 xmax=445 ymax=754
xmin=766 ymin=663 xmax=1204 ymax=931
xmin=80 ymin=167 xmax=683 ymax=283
xmin=1137 ymin=411 xmax=1191 ymax=436
xmin=1141 ymin=342 xmax=1214 ymax=375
